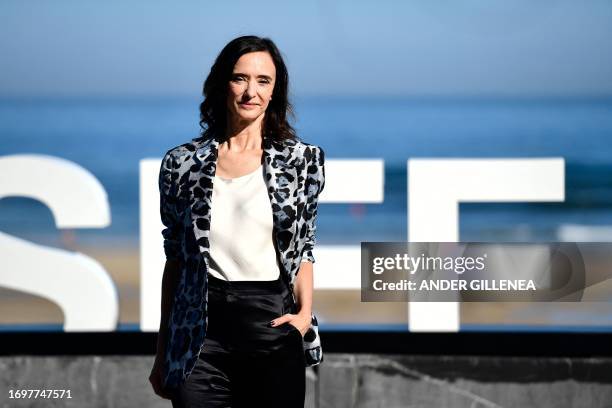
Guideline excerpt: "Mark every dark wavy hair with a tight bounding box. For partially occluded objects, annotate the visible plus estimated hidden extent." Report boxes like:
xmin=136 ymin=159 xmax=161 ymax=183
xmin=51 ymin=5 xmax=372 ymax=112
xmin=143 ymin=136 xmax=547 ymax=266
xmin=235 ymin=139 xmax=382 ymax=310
xmin=195 ymin=35 xmax=297 ymax=144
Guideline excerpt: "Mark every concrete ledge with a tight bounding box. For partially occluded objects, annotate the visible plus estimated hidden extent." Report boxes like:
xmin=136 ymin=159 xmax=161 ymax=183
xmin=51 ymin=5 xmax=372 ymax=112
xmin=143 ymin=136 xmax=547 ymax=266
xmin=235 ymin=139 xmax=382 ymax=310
xmin=1 ymin=331 xmax=611 ymax=407
xmin=2 ymin=354 xmax=611 ymax=407
xmin=319 ymin=354 xmax=612 ymax=408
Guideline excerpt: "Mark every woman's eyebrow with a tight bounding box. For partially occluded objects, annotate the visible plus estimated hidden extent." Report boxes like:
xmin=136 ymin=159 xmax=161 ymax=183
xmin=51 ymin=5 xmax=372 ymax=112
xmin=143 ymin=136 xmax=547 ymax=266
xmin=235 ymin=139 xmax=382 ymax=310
xmin=232 ymin=72 xmax=273 ymax=81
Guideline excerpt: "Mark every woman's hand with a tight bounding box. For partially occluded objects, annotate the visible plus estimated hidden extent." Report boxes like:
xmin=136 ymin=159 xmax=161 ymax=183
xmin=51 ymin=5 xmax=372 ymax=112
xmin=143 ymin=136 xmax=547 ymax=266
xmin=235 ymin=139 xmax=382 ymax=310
xmin=270 ymin=311 xmax=311 ymax=337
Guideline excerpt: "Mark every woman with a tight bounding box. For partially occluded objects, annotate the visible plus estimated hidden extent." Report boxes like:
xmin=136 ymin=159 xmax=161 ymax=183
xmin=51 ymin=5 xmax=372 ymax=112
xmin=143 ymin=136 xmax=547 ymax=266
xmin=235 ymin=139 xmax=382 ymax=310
xmin=149 ymin=35 xmax=325 ymax=408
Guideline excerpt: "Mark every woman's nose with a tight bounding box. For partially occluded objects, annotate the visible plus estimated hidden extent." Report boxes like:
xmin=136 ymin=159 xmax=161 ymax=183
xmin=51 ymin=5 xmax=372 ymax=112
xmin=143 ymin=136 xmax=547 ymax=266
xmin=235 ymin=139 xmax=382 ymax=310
xmin=245 ymin=80 xmax=257 ymax=97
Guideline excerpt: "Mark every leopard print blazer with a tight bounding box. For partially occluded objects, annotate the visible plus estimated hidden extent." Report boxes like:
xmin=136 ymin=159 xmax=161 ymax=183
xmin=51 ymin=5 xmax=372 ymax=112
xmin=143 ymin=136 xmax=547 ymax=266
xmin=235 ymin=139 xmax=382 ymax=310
xmin=158 ymin=134 xmax=326 ymax=390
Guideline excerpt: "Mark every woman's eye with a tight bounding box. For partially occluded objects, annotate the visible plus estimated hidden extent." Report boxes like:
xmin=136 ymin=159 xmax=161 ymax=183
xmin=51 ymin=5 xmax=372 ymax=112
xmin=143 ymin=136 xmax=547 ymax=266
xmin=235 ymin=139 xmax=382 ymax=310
xmin=258 ymin=79 xmax=270 ymax=84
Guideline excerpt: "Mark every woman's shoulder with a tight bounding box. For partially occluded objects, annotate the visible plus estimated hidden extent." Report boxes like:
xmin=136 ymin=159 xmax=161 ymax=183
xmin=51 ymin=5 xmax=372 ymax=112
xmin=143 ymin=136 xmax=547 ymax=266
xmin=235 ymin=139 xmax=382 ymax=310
xmin=162 ymin=136 xmax=324 ymax=164
xmin=163 ymin=137 xmax=206 ymax=160
xmin=284 ymin=138 xmax=324 ymax=163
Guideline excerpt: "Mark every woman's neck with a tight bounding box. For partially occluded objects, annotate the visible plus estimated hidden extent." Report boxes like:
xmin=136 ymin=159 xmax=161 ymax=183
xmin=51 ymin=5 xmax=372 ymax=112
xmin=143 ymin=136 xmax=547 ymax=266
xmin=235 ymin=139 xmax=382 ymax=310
xmin=224 ymin=115 xmax=264 ymax=152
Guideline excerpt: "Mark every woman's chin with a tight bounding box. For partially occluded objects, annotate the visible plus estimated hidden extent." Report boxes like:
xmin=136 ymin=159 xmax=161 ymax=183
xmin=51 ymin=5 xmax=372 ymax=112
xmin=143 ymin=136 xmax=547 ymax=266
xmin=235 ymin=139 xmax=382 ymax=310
xmin=235 ymin=111 xmax=264 ymax=122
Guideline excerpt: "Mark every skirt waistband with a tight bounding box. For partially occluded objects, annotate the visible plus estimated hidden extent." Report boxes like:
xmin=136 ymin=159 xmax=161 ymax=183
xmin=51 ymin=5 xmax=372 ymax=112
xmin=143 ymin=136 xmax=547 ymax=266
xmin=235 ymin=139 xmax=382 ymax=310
xmin=207 ymin=272 xmax=289 ymax=295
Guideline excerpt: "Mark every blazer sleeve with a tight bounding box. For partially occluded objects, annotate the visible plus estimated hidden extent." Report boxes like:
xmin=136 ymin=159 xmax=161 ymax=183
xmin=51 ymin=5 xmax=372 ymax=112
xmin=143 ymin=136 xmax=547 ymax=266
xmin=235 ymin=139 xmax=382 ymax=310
xmin=158 ymin=150 xmax=182 ymax=261
xmin=301 ymin=145 xmax=326 ymax=264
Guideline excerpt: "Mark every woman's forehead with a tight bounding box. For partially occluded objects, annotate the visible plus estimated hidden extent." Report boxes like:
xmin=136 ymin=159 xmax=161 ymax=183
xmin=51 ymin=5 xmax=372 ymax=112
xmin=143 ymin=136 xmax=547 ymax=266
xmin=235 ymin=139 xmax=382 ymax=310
xmin=233 ymin=52 xmax=275 ymax=75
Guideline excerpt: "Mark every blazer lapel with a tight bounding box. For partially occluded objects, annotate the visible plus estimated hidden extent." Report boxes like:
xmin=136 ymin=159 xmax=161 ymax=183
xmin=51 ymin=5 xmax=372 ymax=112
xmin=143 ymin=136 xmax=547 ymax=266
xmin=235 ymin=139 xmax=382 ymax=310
xmin=262 ymin=137 xmax=299 ymax=266
xmin=187 ymin=137 xmax=218 ymax=263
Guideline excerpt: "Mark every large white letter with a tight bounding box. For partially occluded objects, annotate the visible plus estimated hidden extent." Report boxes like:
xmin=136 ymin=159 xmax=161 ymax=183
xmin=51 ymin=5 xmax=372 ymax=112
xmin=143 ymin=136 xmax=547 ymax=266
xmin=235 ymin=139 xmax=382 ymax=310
xmin=408 ymin=158 xmax=565 ymax=331
xmin=0 ymin=154 xmax=117 ymax=331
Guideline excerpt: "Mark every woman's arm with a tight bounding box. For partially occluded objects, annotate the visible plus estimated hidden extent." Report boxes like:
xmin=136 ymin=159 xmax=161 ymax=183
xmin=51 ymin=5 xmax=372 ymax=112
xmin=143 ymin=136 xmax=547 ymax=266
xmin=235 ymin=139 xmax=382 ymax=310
xmin=149 ymin=259 xmax=180 ymax=399
xmin=150 ymin=150 xmax=183 ymax=398
xmin=293 ymin=261 xmax=313 ymax=319
xmin=155 ymin=150 xmax=182 ymax=358
xmin=270 ymin=145 xmax=325 ymax=336
xmin=156 ymin=259 xmax=181 ymax=359
xmin=270 ymin=261 xmax=313 ymax=336
xmin=300 ymin=146 xmax=325 ymax=264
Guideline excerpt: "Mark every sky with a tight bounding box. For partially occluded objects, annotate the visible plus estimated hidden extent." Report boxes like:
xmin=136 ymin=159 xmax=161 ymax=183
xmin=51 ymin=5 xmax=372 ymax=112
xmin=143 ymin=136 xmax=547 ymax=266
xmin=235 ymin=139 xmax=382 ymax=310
xmin=1 ymin=0 xmax=612 ymax=98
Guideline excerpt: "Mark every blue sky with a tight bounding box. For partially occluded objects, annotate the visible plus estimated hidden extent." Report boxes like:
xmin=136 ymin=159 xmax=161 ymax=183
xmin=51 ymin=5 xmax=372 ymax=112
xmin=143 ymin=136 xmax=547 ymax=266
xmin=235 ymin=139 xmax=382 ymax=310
xmin=1 ymin=0 xmax=611 ymax=97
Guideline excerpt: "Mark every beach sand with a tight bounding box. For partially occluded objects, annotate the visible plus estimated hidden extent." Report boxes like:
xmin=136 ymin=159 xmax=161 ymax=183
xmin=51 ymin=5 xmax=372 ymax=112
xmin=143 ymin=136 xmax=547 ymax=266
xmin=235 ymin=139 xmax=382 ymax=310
xmin=0 ymin=244 xmax=140 ymax=326
xmin=1 ymin=244 xmax=612 ymax=329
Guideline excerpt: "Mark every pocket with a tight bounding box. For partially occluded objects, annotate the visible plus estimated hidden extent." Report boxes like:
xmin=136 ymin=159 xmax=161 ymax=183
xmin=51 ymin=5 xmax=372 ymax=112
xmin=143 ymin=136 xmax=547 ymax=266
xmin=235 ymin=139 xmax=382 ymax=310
xmin=284 ymin=322 xmax=305 ymax=360
xmin=287 ymin=322 xmax=303 ymax=340
xmin=286 ymin=323 xmax=306 ymax=365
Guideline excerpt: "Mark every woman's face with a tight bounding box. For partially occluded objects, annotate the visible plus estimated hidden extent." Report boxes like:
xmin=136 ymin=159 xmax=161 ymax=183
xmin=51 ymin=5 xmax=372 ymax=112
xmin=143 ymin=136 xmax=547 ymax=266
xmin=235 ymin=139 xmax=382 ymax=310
xmin=226 ymin=51 xmax=276 ymax=124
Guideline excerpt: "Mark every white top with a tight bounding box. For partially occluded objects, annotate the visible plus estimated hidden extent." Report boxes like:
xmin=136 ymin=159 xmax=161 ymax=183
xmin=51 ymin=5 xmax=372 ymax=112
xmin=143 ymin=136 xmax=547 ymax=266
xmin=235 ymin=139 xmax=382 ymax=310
xmin=208 ymin=165 xmax=281 ymax=281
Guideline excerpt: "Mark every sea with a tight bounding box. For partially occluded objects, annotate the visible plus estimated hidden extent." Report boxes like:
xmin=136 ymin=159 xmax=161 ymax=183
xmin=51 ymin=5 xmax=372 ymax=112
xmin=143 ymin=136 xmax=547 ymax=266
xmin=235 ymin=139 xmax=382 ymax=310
xmin=2 ymin=96 xmax=611 ymax=248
